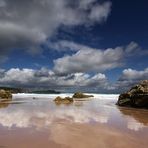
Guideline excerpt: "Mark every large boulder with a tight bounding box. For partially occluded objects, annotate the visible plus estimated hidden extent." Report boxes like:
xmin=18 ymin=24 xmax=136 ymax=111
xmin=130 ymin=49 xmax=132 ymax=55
xmin=54 ymin=96 xmax=73 ymax=105
xmin=117 ymin=80 xmax=148 ymax=108
xmin=73 ymin=92 xmax=94 ymax=98
xmin=0 ymin=89 xmax=12 ymax=100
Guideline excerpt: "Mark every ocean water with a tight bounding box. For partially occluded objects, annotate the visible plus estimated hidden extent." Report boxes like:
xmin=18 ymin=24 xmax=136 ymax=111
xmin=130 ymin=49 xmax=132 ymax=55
xmin=0 ymin=93 xmax=148 ymax=148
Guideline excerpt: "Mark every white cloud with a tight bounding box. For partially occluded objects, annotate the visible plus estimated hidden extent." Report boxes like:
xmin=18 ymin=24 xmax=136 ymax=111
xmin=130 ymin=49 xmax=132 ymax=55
xmin=119 ymin=68 xmax=148 ymax=81
xmin=49 ymin=40 xmax=148 ymax=57
xmin=53 ymin=47 xmax=124 ymax=74
xmin=0 ymin=0 xmax=112 ymax=61
xmin=110 ymin=68 xmax=148 ymax=91
xmin=57 ymin=73 xmax=107 ymax=87
xmin=0 ymin=68 xmax=107 ymax=89
xmin=0 ymin=67 xmax=147 ymax=92
xmin=52 ymin=40 xmax=148 ymax=75
xmin=88 ymin=2 xmax=112 ymax=23
xmin=1 ymin=68 xmax=62 ymax=88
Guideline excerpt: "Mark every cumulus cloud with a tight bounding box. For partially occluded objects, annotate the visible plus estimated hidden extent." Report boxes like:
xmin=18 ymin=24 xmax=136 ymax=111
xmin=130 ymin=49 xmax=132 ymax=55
xmin=111 ymin=68 xmax=148 ymax=91
xmin=0 ymin=67 xmax=147 ymax=92
xmin=57 ymin=73 xmax=107 ymax=88
xmin=48 ymin=40 xmax=148 ymax=75
xmin=0 ymin=68 xmax=56 ymax=87
xmin=53 ymin=47 xmax=124 ymax=74
xmin=119 ymin=68 xmax=148 ymax=81
xmin=0 ymin=0 xmax=111 ymax=61
xmin=0 ymin=68 xmax=107 ymax=89
xmin=52 ymin=40 xmax=148 ymax=75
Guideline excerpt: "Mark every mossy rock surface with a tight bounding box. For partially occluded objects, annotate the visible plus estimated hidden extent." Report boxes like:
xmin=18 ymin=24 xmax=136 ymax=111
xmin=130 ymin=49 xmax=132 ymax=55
xmin=117 ymin=80 xmax=148 ymax=108
xmin=53 ymin=92 xmax=94 ymax=105
xmin=54 ymin=96 xmax=73 ymax=105
xmin=0 ymin=89 xmax=12 ymax=100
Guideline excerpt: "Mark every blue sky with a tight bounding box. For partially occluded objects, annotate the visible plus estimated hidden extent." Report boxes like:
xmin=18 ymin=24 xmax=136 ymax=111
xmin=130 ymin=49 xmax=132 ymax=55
xmin=0 ymin=0 xmax=147 ymax=92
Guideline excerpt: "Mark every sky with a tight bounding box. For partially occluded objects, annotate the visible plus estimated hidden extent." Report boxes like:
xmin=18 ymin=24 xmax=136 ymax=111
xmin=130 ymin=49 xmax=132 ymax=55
xmin=0 ymin=0 xmax=148 ymax=93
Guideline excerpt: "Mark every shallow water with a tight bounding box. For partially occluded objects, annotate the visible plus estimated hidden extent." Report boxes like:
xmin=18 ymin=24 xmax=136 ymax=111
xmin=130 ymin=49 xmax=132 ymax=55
xmin=0 ymin=93 xmax=148 ymax=148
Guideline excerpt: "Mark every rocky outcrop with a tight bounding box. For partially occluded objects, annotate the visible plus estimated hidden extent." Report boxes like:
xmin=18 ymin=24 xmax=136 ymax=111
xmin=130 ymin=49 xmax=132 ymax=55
xmin=117 ymin=80 xmax=148 ymax=108
xmin=53 ymin=92 xmax=94 ymax=105
xmin=0 ymin=89 xmax=12 ymax=100
xmin=54 ymin=96 xmax=73 ymax=105
xmin=72 ymin=92 xmax=94 ymax=98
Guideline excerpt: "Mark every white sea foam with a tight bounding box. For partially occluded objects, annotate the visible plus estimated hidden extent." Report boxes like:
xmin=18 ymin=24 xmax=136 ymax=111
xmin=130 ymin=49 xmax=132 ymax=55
xmin=13 ymin=93 xmax=119 ymax=100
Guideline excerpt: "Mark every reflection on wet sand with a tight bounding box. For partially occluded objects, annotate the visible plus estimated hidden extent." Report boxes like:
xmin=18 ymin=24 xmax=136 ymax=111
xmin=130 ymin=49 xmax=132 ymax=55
xmin=54 ymin=101 xmax=73 ymax=106
xmin=0 ymin=99 xmax=12 ymax=109
xmin=0 ymin=105 xmax=109 ymax=128
xmin=0 ymin=122 xmax=147 ymax=148
xmin=119 ymin=107 xmax=148 ymax=125
xmin=118 ymin=107 xmax=148 ymax=131
xmin=49 ymin=123 xmax=148 ymax=148
xmin=73 ymin=101 xmax=84 ymax=107
xmin=0 ymin=94 xmax=148 ymax=148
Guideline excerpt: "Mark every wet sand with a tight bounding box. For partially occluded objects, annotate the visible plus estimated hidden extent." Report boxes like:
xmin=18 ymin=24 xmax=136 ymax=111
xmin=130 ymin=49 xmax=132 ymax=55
xmin=0 ymin=93 xmax=148 ymax=148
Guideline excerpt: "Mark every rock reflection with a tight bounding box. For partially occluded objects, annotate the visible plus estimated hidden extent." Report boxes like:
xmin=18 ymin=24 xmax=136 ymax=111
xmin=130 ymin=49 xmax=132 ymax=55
xmin=0 ymin=99 xmax=12 ymax=109
xmin=73 ymin=101 xmax=84 ymax=107
xmin=118 ymin=107 xmax=148 ymax=131
xmin=54 ymin=99 xmax=92 ymax=106
xmin=54 ymin=101 xmax=73 ymax=106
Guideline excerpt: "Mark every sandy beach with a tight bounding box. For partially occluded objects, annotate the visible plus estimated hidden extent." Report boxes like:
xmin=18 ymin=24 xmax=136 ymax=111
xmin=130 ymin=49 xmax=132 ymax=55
xmin=0 ymin=93 xmax=148 ymax=148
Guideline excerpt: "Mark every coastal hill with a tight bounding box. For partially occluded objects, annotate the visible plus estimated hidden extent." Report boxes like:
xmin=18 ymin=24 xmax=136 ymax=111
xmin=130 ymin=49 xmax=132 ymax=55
xmin=0 ymin=87 xmax=60 ymax=94
xmin=30 ymin=90 xmax=60 ymax=94
xmin=0 ymin=87 xmax=22 ymax=94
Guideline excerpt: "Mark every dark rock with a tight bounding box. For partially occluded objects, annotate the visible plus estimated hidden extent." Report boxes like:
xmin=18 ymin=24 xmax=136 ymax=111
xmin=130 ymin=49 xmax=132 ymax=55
xmin=53 ymin=92 xmax=94 ymax=105
xmin=117 ymin=80 xmax=148 ymax=108
xmin=73 ymin=92 xmax=94 ymax=98
xmin=0 ymin=89 xmax=12 ymax=100
xmin=54 ymin=96 xmax=73 ymax=105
